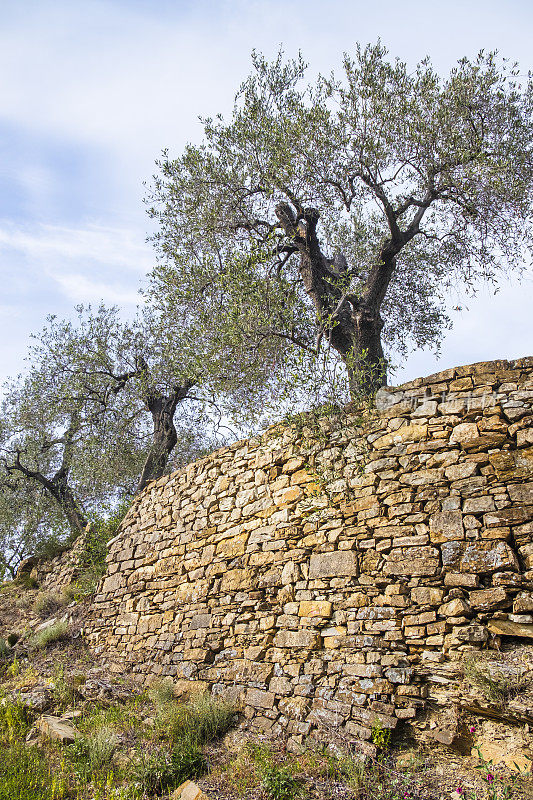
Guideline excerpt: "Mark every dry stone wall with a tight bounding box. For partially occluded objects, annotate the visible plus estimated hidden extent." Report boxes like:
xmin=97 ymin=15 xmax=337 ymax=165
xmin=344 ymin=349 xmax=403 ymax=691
xmin=88 ymin=358 xmax=533 ymax=750
xmin=17 ymin=533 xmax=88 ymax=595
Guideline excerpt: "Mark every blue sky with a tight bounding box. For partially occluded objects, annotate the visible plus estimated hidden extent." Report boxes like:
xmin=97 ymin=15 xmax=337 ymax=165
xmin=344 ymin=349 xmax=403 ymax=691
xmin=1 ymin=0 xmax=532 ymax=386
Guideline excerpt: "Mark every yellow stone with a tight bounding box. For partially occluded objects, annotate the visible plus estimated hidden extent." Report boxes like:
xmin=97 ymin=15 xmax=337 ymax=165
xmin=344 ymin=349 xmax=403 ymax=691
xmin=172 ymin=780 xmax=209 ymax=800
xmin=274 ymin=486 xmax=303 ymax=506
xmin=298 ymin=600 xmax=332 ymax=618
xmin=216 ymin=531 xmax=248 ymax=557
xmin=373 ymin=424 xmax=428 ymax=450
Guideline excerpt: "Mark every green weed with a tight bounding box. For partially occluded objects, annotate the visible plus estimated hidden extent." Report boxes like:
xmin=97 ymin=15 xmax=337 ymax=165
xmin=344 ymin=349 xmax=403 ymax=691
xmin=248 ymin=745 xmax=303 ymax=800
xmin=151 ymin=688 xmax=235 ymax=745
xmin=28 ymin=621 xmax=69 ymax=650
xmin=0 ymin=741 xmax=61 ymax=800
xmin=33 ymin=592 xmax=66 ymax=617
xmin=132 ymin=740 xmax=206 ymax=795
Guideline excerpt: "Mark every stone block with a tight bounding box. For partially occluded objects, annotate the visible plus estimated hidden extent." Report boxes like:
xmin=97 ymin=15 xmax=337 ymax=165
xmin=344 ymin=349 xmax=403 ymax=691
xmin=373 ymin=424 xmax=428 ymax=450
xmin=384 ymin=546 xmax=440 ymax=577
xmin=441 ymin=540 xmax=519 ymax=574
xmin=273 ymin=630 xmax=321 ymax=649
xmin=298 ymin=600 xmax=332 ymax=618
xmin=246 ymin=689 xmax=275 ymax=709
xmin=469 ymin=587 xmax=509 ymax=611
xmin=489 ymin=447 xmax=533 ymax=480
xmin=429 ymin=512 xmax=464 ymax=543
xmin=309 ymin=551 xmax=358 ymax=579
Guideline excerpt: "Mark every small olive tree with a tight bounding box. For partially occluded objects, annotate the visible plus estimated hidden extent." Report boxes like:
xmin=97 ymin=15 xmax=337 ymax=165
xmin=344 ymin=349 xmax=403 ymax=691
xmin=147 ymin=44 xmax=532 ymax=396
xmin=0 ymin=306 xmax=212 ymax=538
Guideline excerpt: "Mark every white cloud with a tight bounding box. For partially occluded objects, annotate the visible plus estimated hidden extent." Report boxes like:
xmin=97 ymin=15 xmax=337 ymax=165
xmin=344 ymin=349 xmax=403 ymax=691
xmin=0 ymin=220 xmax=153 ymax=272
xmin=52 ymin=273 xmax=141 ymax=306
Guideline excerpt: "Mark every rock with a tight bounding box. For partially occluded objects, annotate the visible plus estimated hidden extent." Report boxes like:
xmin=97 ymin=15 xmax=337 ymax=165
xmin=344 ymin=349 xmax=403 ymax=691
xmin=441 ymin=541 xmax=519 ymax=574
xmin=298 ymin=600 xmax=332 ymax=618
xmin=487 ymin=618 xmax=533 ymax=639
xmin=15 ymin=686 xmax=53 ymax=712
xmin=469 ymin=588 xmax=510 ymax=611
xmin=309 ymin=551 xmax=358 ymax=579
xmin=430 ymin=728 xmax=456 ymax=746
xmin=171 ymin=781 xmax=210 ymax=800
xmin=37 ymin=715 xmax=80 ymax=744
xmin=384 ymin=546 xmax=440 ymax=577
xmin=473 ymin=741 xmax=533 ymax=774
xmin=489 ymin=447 xmax=533 ymax=480
xmin=429 ymin=512 xmax=464 ymax=543
xmin=372 ymin=424 xmax=428 ymax=450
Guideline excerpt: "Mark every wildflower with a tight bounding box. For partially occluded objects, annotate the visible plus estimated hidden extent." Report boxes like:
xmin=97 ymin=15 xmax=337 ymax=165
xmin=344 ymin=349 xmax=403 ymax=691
xmin=469 ymin=726 xmax=476 ymax=734
xmin=456 ymin=786 xmax=464 ymax=795
xmin=486 ymin=773 xmax=494 ymax=783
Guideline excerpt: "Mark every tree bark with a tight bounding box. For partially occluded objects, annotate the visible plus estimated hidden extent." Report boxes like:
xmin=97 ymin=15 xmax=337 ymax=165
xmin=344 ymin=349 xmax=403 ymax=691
xmin=136 ymin=382 xmax=194 ymax=493
xmin=275 ymin=202 xmax=391 ymax=397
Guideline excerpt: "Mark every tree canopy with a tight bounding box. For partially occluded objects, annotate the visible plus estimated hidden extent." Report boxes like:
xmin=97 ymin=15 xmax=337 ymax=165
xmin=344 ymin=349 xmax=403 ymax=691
xmin=147 ymin=43 xmax=533 ymax=396
xmin=0 ymin=306 xmax=215 ymax=545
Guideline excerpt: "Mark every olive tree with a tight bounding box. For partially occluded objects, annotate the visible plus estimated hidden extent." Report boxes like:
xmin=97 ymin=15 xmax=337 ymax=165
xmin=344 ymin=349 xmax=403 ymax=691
xmin=147 ymin=44 xmax=533 ymax=396
xmin=0 ymin=306 xmax=212 ymax=538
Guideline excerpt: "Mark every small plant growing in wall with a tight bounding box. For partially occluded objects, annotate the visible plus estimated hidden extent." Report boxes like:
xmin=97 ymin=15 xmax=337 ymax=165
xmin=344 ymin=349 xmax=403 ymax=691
xmin=371 ymin=719 xmax=391 ymax=751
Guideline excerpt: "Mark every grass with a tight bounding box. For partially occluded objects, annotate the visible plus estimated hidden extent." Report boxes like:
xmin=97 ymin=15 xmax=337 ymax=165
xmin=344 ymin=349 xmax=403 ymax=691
xmin=463 ymin=657 xmax=529 ymax=707
xmin=28 ymin=620 xmax=70 ymax=650
xmin=149 ymin=682 xmax=236 ymax=745
xmin=0 ymin=637 xmax=9 ymax=659
xmin=0 ymin=741 xmax=61 ymax=800
xmin=132 ymin=739 xmax=207 ymax=795
xmin=33 ymin=592 xmax=67 ymax=617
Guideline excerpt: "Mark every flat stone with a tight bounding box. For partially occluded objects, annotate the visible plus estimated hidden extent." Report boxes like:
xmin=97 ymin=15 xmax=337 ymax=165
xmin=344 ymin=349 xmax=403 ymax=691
xmin=298 ymin=600 xmax=332 ymax=618
xmin=373 ymin=424 xmax=428 ymax=450
xmin=469 ymin=587 xmax=509 ymax=611
xmin=441 ymin=540 xmax=519 ymax=574
xmin=273 ymin=629 xmax=321 ymax=649
xmin=37 ymin=715 xmax=80 ymax=744
xmin=488 ymin=618 xmax=533 ymax=638
xmin=489 ymin=447 xmax=533 ymax=481
xmin=429 ymin=512 xmax=464 ymax=543
xmin=309 ymin=551 xmax=358 ymax=579
xmin=384 ymin=546 xmax=440 ymax=577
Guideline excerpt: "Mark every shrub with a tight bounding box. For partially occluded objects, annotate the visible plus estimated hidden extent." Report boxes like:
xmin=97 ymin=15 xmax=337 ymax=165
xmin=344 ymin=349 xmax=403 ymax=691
xmin=0 ymin=698 xmax=31 ymax=743
xmin=248 ymin=746 xmax=303 ymax=800
xmin=71 ymin=504 xmax=130 ymax=598
xmin=371 ymin=719 xmax=391 ymax=750
xmin=259 ymin=762 xmax=303 ymax=800
xmin=33 ymin=592 xmax=65 ymax=617
xmin=0 ymin=638 xmax=9 ymax=659
xmin=28 ymin=620 xmax=69 ymax=650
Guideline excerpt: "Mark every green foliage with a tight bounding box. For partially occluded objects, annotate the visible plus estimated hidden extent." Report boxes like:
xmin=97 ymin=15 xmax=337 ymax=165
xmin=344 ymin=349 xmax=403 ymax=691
xmin=0 ymin=741 xmax=60 ymax=800
xmin=28 ymin=620 xmax=69 ymax=650
xmin=371 ymin=719 xmax=392 ymax=750
xmin=0 ymin=698 xmax=31 ymax=743
xmin=148 ymin=44 xmax=533 ymax=400
xmin=132 ymin=740 xmax=206 ymax=795
xmin=150 ymin=686 xmax=235 ymax=746
xmin=0 ymin=638 xmax=9 ymax=660
xmin=248 ymin=745 xmax=303 ymax=800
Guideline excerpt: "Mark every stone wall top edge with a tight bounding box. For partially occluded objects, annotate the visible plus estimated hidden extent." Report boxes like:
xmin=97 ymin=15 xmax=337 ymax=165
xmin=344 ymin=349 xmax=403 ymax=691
xmin=133 ymin=355 xmax=533 ymax=504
